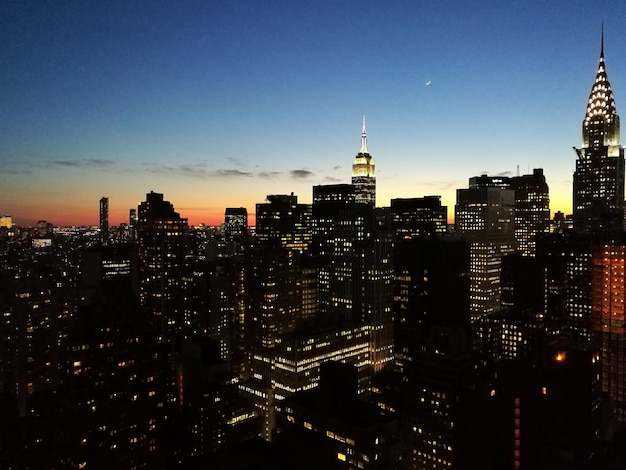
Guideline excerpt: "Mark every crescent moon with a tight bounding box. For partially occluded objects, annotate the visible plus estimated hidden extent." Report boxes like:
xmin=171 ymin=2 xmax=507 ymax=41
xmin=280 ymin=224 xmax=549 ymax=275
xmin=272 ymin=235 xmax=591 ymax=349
xmin=425 ymin=80 xmax=431 ymax=86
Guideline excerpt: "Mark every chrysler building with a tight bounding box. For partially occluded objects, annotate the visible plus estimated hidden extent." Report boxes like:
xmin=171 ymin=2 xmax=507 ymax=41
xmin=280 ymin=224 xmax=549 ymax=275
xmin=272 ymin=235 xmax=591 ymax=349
xmin=573 ymin=33 xmax=625 ymax=233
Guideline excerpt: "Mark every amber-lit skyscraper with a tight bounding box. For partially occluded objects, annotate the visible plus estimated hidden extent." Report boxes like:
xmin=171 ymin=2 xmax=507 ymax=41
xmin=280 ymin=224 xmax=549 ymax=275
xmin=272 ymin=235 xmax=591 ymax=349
xmin=573 ymin=35 xmax=625 ymax=234
xmin=352 ymin=116 xmax=376 ymax=205
xmin=100 ymin=196 xmax=109 ymax=243
xmin=592 ymin=238 xmax=626 ymax=423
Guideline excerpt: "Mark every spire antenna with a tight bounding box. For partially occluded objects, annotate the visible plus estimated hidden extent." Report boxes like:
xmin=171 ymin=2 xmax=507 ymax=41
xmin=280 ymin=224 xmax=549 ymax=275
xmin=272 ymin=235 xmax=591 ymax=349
xmin=601 ymin=21 xmax=605 ymax=58
xmin=359 ymin=114 xmax=368 ymax=154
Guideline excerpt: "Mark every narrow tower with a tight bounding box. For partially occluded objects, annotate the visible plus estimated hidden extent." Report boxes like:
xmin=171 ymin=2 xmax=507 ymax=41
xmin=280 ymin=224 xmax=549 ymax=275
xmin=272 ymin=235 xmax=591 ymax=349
xmin=573 ymin=33 xmax=625 ymax=233
xmin=99 ymin=196 xmax=109 ymax=244
xmin=352 ymin=116 xmax=376 ymax=205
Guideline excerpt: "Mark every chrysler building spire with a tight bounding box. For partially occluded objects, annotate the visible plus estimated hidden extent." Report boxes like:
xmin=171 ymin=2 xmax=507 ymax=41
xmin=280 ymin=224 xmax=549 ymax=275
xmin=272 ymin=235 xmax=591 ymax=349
xmin=582 ymin=30 xmax=619 ymax=148
xmin=352 ymin=116 xmax=376 ymax=205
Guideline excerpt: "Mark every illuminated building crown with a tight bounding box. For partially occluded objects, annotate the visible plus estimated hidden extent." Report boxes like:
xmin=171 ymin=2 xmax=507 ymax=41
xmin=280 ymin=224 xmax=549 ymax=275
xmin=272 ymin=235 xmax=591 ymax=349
xmin=583 ymin=31 xmax=620 ymax=147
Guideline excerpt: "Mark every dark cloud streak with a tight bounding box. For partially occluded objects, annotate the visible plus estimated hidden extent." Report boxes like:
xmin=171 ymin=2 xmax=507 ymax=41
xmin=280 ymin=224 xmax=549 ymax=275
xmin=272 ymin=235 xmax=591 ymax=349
xmin=291 ymin=169 xmax=314 ymax=179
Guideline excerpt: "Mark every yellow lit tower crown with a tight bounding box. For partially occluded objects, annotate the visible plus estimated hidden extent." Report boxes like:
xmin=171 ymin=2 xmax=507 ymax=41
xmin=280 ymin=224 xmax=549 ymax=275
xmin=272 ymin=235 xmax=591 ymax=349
xmin=352 ymin=115 xmax=376 ymax=205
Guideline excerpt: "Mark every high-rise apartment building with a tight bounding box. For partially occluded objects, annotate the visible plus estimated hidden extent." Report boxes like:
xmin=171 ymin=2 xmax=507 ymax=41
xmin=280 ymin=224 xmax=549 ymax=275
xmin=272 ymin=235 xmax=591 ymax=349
xmin=351 ymin=116 xmax=376 ymax=205
xmin=62 ymin=243 xmax=167 ymax=469
xmin=137 ymin=191 xmax=188 ymax=363
xmin=573 ymin=36 xmax=625 ymax=234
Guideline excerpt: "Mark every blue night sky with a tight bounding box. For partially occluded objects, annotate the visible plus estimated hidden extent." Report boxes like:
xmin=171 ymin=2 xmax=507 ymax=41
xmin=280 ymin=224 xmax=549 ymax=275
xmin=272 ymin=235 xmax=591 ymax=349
xmin=2 ymin=0 xmax=626 ymax=225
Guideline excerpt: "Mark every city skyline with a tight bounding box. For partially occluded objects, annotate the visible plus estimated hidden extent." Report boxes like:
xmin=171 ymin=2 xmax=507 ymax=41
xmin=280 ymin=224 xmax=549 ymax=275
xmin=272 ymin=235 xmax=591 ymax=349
xmin=3 ymin=0 xmax=626 ymax=226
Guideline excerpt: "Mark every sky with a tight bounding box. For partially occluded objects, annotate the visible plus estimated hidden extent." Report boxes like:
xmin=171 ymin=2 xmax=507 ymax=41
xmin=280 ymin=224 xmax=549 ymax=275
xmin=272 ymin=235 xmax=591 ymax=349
xmin=2 ymin=0 xmax=626 ymax=226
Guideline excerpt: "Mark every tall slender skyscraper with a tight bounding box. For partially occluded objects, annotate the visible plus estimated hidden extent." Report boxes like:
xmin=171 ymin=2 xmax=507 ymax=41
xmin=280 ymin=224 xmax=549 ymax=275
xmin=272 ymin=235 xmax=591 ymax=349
xmin=352 ymin=116 xmax=376 ymax=205
xmin=100 ymin=196 xmax=109 ymax=244
xmin=573 ymin=34 xmax=625 ymax=234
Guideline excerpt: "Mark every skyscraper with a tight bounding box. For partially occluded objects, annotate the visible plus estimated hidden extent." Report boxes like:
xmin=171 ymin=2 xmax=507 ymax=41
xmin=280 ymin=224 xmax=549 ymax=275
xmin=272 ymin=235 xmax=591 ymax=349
xmin=255 ymin=194 xmax=312 ymax=252
xmin=312 ymin=184 xmax=394 ymax=375
xmin=390 ymin=196 xmax=448 ymax=241
xmin=223 ymin=207 xmax=248 ymax=242
xmin=511 ymin=169 xmax=550 ymax=257
xmin=352 ymin=116 xmax=376 ymax=205
xmin=137 ymin=191 xmax=188 ymax=363
xmin=573 ymin=34 xmax=625 ymax=234
xmin=455 ymin=176 xmax=515 ymax=319
xmin=100 ymin=196 xmax=109 ymax=244
xmin=592 ymin=237 xmax=626 ymax=423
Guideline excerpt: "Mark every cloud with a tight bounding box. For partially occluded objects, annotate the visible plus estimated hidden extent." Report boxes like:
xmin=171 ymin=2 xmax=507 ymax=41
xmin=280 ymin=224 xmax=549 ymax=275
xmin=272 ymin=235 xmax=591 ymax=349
xmin=52 ymin=160 xmax=80 ymax=167
xmin=333 ymin=165 xmax=342 ymax=171
xmin=324 ymin=176 xmax=342 ymax=182
xmin=495 ymin=171 xmax=513 ymax=177
xmin=216 ymin=169 xmax=253 ymax=177
xmin=291 ymin=169 xmax=314 ymax=179
xmin=48 ymin=158 xmax=115 ymax=168
xmin=258 ymin=171 xmax=282 ymax=179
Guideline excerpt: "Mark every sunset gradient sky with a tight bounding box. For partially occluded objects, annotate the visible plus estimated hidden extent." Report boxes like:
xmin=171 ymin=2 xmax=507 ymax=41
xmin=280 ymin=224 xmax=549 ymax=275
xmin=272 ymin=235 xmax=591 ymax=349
xmin=3 ymin=0 xmax=626 ymax=226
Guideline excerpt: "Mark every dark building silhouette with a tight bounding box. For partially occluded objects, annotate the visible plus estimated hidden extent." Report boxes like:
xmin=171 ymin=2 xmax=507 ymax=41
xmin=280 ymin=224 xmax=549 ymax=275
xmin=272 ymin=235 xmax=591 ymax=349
xmin=100 ymin=196 xmax=109 ymax=244
xmin=60 ymin=243 xmax=168 ymax=469
xmin=392 ymin=235 xmax=490 ymax=468
xmin=137 ymin=191 xmax=188 ymax=364
xmin=177 ymin=338 xmax=259 ymax=465
xmin=275 ymin=362 xmax=400 ymax=469
xmin=255 ymin=194 xmax=312 ymax=252
xmin=223 ymin=207 xmax=248 ymax=242
xmin=390 ymin=196 xmax=447 ymax=240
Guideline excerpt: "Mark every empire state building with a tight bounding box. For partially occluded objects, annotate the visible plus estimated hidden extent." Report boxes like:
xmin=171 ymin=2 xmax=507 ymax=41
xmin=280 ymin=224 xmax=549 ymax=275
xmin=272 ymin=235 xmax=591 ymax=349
xmin=573 ymin=35 xmax=625 ymax=233
xmin=352 ymin=116 xmax=376 ymax=205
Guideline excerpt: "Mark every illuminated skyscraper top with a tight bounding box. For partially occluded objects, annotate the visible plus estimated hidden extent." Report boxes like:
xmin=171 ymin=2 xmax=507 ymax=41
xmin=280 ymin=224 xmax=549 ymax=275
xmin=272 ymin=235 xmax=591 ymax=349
xmin=582 ymin=32 xmax=620 ymax=148
xmin=352 ymin=116 xmax=376 ymax=205
xmin=573 ymin=32 xmax=625 ymax=234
